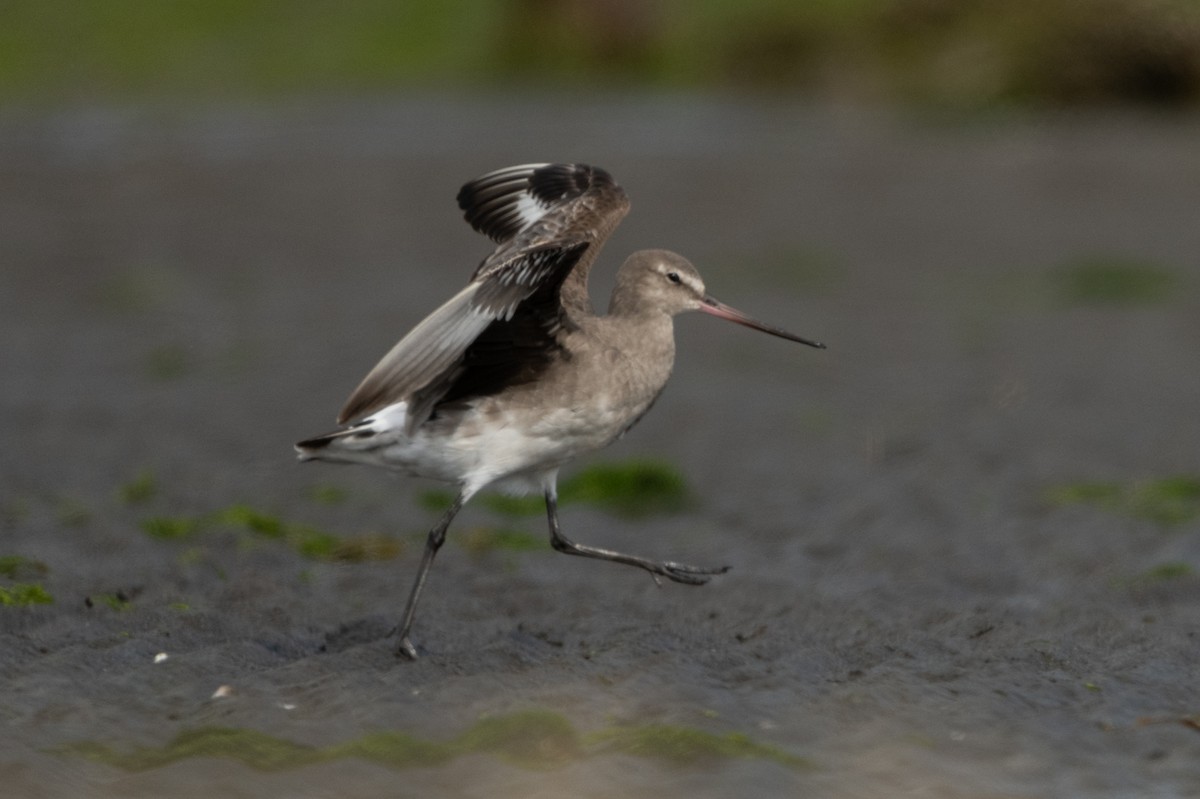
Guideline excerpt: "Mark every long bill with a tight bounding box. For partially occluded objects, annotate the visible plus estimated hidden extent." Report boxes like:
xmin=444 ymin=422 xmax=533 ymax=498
xmin=699 ymin=296 xmax=826 ymax=349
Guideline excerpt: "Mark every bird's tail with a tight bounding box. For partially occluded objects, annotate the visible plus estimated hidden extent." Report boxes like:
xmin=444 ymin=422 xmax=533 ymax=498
xmin=294 ymin=401 xmax=410 ymax=463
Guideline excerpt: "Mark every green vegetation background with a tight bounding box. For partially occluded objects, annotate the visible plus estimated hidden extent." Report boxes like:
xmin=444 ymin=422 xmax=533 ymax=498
xmin=4 ymin=0 xmax=1200 ymax=107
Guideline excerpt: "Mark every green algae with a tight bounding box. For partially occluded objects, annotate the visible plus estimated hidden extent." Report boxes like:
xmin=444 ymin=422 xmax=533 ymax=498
xmin=92 ymin=265 xmax=178 ymax=314
xmin=68 ymin=727 xmax=316 ymax=772
xmin=117 ymin=470 xmax=158 ymax=505
xmin=457 ymin=709 xmax=583 ymax=769
xmin=1130 ymin=561 xmax=1194 ymax=585
xmin=416 ymin=489 xmax=458 ymax=513
xmin=457 ymin=527 xmax=546 ymax=554
xmin=560 ymin=460 xmax=690 ymax=517
xmin=588 ymin=724 xmax=812 ymax=770
xmin=1047 ymin=476 xmax=1200 ymax=526
xmin=1054 ymin=257 xmax=1178 ymax=306
xmin=141 ymin=516 xmax=201 ymax=541
xmin=88 ymin=592 xmax=133 ymax=611
xmin=141 ymin=460 xmax=686 ymax=563
xmin=307 ymin=484 xmax=349 ymax=505
xmin=63 ymin=709 xmax=808 ymax=773
xmin=292 ymin=530 xmax=404 ymax=562
xmin=0 ymin=555 xmax=48 ymax=580
xmin=217 ymin=504 xmax=286 ymax=538
xmin=141 ymin=505 xmax=402 ymax=562
xmin=419 ymin=459 xmax=691 ymax=519
xmin=0 ymin=582 xmax=53 ymax=606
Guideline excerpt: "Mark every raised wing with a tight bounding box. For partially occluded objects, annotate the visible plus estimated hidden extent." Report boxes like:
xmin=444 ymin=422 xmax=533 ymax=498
xmin=337 ymin=163 xmax=628 ymax=429
xmin=457 ymin=162 xmax=624 ymax=245
xmin=337 ymin=240 xmax=589 ymax=426
xmin=458 ymin=163 xmax=630 ymax=312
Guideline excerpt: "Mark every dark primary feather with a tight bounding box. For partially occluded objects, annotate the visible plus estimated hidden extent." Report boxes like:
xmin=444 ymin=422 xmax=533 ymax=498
xmin=336 ymin=163 xmax=628 ymax=429
xmin=337 ymin=241 xmax=589 ymax=427
xmin=456 ymin=163 xmax=547 ymax=243
xmin=429 ymin=242 xmax=588 ymax=413
xmin=457 ymin=163 xmax=621 ymax=245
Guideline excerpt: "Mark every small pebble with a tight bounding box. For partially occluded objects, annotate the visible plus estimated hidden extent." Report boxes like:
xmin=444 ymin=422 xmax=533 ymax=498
xmin=153 ymin=652 xmax=169 ymax=664
xmin=211 ymin=685 xmax=234 ymax=699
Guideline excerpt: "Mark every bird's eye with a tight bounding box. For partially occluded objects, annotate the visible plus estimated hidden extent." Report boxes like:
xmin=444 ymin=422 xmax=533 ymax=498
xmin=666 ymin=272 xmax=681 ymax=284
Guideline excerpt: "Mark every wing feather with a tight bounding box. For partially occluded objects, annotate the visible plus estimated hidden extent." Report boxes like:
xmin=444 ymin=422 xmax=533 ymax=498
xmin=337 ymin=240 xmax=590 ymax=426
xmin=457 ymin=163 xmax=624 ymax=246
xmin=337 ymin=282 xmax=492 ymax=424
xmin=336 ymin=163 xmax=627 ymax=429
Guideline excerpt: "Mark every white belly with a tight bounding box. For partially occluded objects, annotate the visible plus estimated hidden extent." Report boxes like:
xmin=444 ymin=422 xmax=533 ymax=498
xmin=320 ymin=389 xmax=642 ymax=500
xmin=311 ymin=324 xmax=674 ymax=499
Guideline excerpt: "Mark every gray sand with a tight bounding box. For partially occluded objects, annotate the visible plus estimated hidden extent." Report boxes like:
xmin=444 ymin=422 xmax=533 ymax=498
xmin=2 ymin=97 xmax=1199 ymax=797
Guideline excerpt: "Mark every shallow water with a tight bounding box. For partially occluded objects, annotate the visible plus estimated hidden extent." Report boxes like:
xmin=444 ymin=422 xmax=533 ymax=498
xmin=2 ymin=95 xmax=1200 ymax=797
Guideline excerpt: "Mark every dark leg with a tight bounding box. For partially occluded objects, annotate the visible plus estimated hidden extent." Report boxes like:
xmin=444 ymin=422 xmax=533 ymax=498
xmin=396 ymin=492 xmax=465 ymax=659
xmin=544 ymin=487 xmax=728 ymax=586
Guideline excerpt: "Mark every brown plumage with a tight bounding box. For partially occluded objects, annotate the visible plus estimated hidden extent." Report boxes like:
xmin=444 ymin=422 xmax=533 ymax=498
xmin=296 ymin=163 xmax=824 ymax=659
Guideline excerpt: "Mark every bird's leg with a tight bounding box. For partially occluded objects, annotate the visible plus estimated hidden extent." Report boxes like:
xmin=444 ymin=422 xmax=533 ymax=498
xmin=396 ymin=491 xmax=465 ymax=660
xmin=543 ymin=487 xmax=729 ymax=586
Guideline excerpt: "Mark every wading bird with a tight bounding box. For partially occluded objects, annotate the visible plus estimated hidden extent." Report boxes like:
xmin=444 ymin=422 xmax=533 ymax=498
xmin=297 ymin=163 xmax=825 ymax=658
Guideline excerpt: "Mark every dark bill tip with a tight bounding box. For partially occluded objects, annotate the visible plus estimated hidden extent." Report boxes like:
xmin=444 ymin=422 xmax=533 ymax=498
xmin=700 ymin=296 xmax=826 ymax=349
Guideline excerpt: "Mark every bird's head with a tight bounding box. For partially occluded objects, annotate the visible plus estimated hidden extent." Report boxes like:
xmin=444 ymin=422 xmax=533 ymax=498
xmin=612 ymin=249 xmax=826 ymax=349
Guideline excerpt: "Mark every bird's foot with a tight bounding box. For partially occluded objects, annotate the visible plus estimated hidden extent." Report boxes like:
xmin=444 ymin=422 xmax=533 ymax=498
xmin=396 ymin=636 xmax=420 ymax=661
xmin=652 ymin=561 xmax=731 ymax=587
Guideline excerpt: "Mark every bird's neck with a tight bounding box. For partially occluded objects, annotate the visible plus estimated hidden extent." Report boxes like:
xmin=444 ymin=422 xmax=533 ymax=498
xmin=607 ymin=280 xmax=665 ymax=320
xmin=560 ymin=271 xmax=595 ymax=315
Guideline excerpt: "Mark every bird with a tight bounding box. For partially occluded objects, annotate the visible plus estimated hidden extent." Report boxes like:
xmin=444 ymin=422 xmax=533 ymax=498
xmin=296 ymin=163 xmax=825 ymax=659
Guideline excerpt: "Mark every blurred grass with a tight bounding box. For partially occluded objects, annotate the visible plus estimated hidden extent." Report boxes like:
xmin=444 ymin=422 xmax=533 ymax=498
xmin=1054 ymin=257 xmax=1179 ymax=306
xmin=1047 ymin=476 xmax=1200 ymax=526
xmin=2 ymin=0 xmax=1199 ymax=107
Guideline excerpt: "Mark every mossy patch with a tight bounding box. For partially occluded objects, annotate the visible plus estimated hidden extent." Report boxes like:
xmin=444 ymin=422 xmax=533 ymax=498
xmin=67 ymin=727 xmax=316 ymax=772
xmin=92 ymin=266 xmax=178 ymax=314
xmin=142 ymin=505 xmax=403 ymax=562
xmin=142 ymin=516 xmax=202 ymax=541
xmin=63 ymin=709 xmax=807 ymax=773
xmin=588 ymin=724 xmax=811 ymax=770
xmin=416 ymin=489 xmax=457 ymax=513
xmin=1054 ymin=257 xmax=1177 ymax=305
xmin=217 ymin=504 xmax=286 ymax=538
xmin=0 ymin=555 xmax=49 ymax=581
xmin=87 ymin=592 xmax=133 ymax=611
xmin=421 ymin=460 xmax=691 ymax=520
xmin=457 ymin=527 xmax=546 ymax=554
xmin=1047 ymin=476 xmax=1200 ymax=526
xmin=307 ymin=484 xmax=349 ymax=505
xmin=117 ymin=470 xmax=158 ymax=505
xmin=0 ymin=582 xmax=53 ymax=606
xmin=458 ymin=709 xmax=582 ymax=769
xmin=560 ymin=460 xmax=690 ymax=517
xmin=293 ymin=530 xmax=403 ymax=562
xmin=1129 ymin=561 xmax=1194 ymax=586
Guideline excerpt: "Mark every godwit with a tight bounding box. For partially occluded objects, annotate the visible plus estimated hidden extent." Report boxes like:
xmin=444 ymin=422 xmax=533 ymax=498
xmin=297 ymin=163 xmax=825 ymax=659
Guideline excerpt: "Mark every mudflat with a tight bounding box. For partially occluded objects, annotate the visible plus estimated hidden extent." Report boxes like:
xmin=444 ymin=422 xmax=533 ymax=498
xmin=2 ymin=98 xmax=1199 ymax=797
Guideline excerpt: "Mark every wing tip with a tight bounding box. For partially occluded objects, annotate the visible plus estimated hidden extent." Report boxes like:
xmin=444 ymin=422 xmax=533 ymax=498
xmin=456 ymin=163 xmax=622 ymax=243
